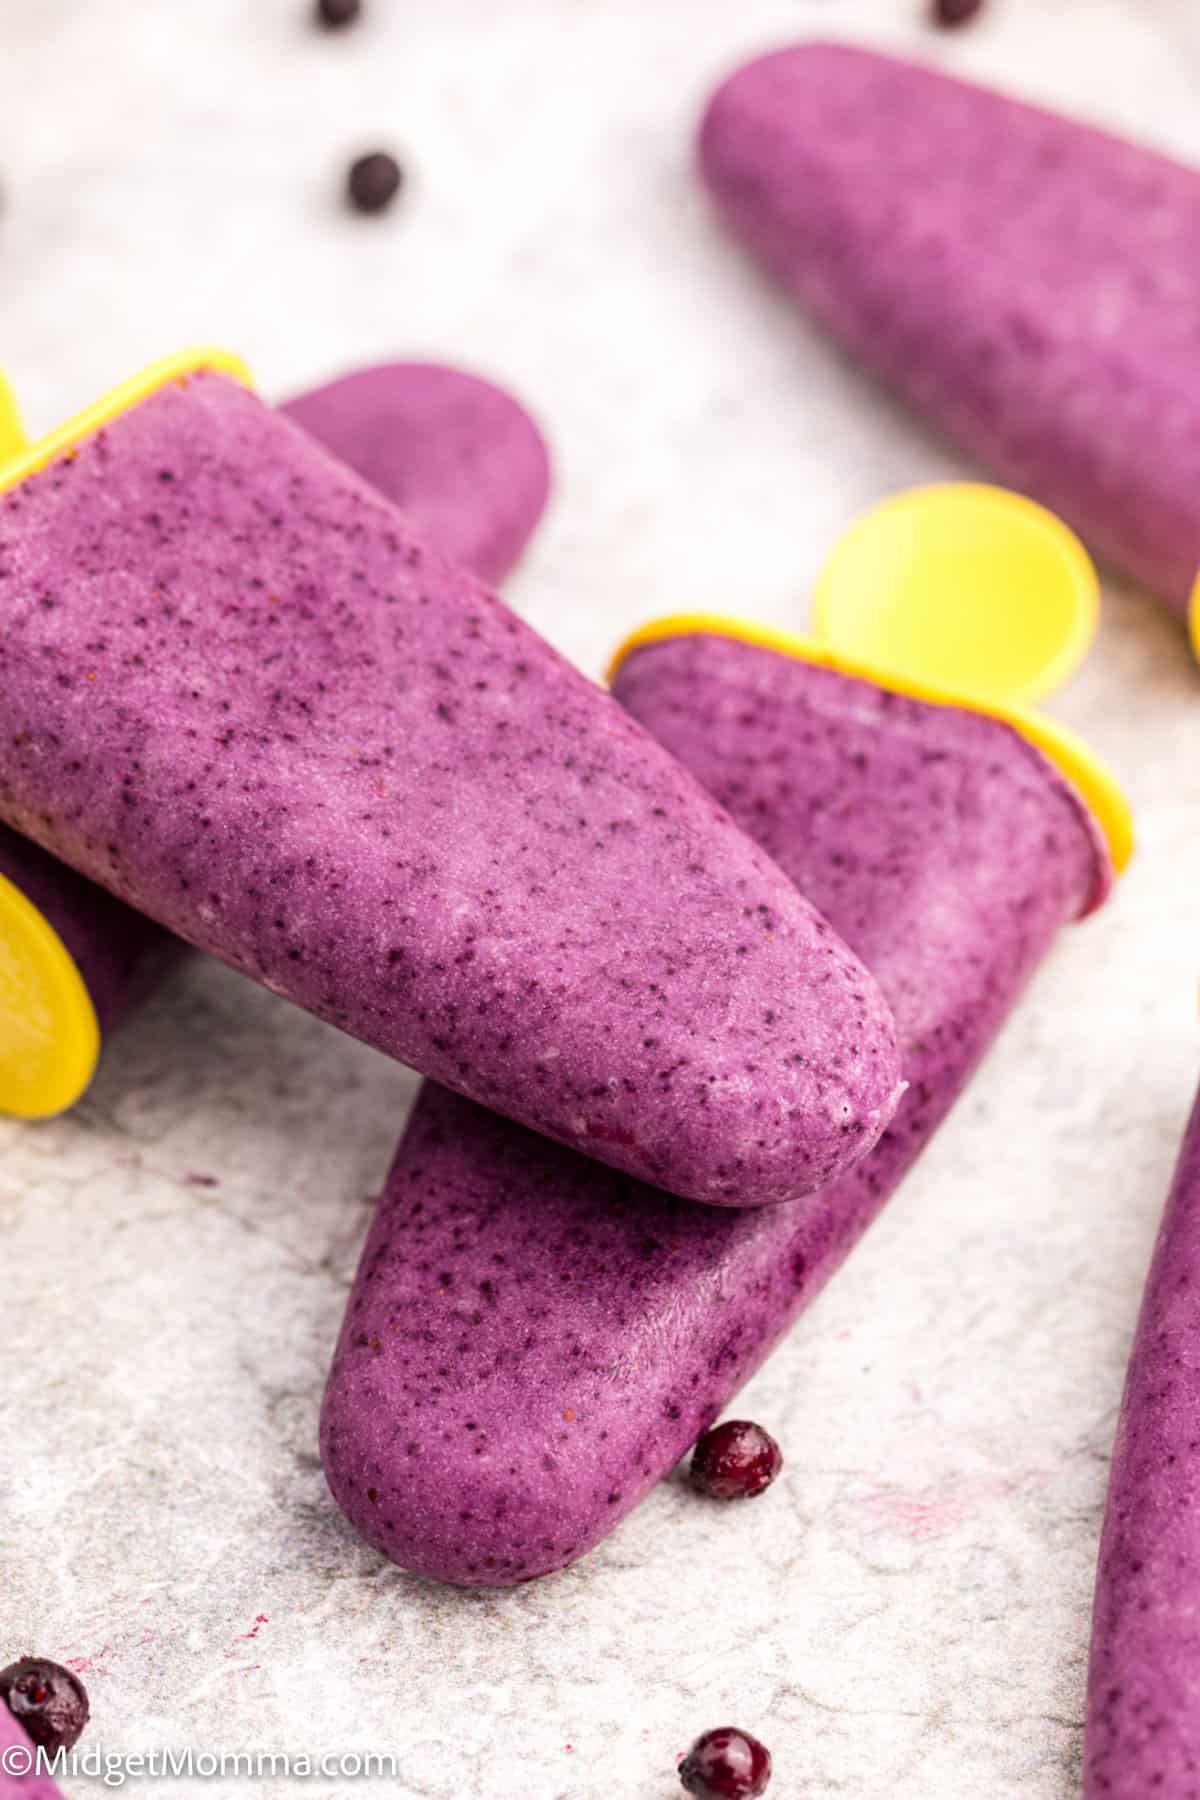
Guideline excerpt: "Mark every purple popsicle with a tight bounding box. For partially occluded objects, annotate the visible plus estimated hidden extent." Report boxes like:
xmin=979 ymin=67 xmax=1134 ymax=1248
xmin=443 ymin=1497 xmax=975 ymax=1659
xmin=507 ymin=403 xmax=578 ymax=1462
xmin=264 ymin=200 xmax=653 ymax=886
xmin=280 ymin=363 xmax=550 ymax=589
xmin=699 ymin=42 xmax=1200 ymax=618
xmin=321 ymin=629 xmax=1112 ymax=1586
xmin=0 ymin=369 xmax=901 ymax=1203
xmin=0 ymin=359 xmax=552 ymax=1114
xmin=1084 ymin=1089 xmax=1200 ymax=1797
xmin=0 ymin=1702 xmax=66 ymax=1800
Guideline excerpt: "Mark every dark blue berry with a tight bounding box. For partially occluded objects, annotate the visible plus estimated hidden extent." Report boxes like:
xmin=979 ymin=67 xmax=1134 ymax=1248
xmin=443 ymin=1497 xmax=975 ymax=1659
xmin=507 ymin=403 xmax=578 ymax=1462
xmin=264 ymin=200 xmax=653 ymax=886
xmin=680 ymin=1727 xmax=772 ymax=1799
xmin=690 ymin=1420 xmax=782 ymax=1500
xmin=0 ymin=1659 xmax=89 ymax=1754
xmin=316 ymin=0 xmax=362 ymax=26
xmin=933 ymin=0 xmax=985 ymax=25
xmin=347 ymin=152 xmax=403 ymax=214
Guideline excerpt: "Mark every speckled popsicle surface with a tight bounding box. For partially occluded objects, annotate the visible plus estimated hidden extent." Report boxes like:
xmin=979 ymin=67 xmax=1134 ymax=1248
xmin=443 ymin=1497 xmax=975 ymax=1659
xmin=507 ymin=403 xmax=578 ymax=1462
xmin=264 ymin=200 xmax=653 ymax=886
xmin=0 ymin=360 xmax=552 ymax=1061
xmin=0 ymin=1703 xmax=66 ymax=1799
xmin=0 ymin=375 xmax=901 ymax=1203
xmin=700 ymin=42 xmax=1200 ymax=616
xmin=1085 ymin=1089 xmax=1200 ymax=1798
xmin=280 ymin=363 xmax=550 ymax=590
xmin=321 ymin=634 xmax=1109 ymax=1586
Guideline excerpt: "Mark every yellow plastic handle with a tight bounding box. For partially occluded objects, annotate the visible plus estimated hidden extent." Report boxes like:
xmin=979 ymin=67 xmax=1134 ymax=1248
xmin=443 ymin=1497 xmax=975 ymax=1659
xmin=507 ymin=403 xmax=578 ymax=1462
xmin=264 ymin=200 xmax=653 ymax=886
xmin=812 ymin=484 xmax=1100 ymax=708
xmin=0 ymin=873 xmax=101 ymax=1119
xmin=0 ymin=370 xmax=24 ymax=462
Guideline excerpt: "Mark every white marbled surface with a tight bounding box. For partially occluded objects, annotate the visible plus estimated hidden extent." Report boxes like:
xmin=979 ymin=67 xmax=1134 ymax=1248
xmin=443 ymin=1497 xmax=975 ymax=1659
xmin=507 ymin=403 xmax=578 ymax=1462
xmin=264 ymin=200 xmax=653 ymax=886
xmin=2 ymin=0 xmax=1200 ymax=1795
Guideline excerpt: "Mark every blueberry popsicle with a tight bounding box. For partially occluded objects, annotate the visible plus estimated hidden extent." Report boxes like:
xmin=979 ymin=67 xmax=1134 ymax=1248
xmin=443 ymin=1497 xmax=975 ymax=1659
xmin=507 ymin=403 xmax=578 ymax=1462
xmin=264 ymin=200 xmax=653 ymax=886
xmin=1084 ymin=1088 xmax=1200 ymax=1797
xmin=700 ymin=42 xmax=1200 ymax=621
xmin=0 ymin=357 xmax=552 ymax=1119
xmin=281 ymin=362 xmax=551 ymax=589
xmin=321 ymin=623 xmax=1118 ymax=1585
xmin=0 ymin=355 xmax=902 ymax=1204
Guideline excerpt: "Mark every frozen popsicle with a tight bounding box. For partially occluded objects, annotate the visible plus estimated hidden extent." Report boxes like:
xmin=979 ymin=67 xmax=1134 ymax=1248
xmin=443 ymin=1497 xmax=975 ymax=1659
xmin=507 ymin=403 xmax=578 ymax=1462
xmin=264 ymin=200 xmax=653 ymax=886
xmin=0 ymin=351 xmax=902 ymax=1204
xmin=0 ymin=357 xmax=552 ymax=1119
xmin=1084 ymin=1086 xmax=1200 ymax=1798
xmin=699 ymin=41 xmax=1200 ymax=628
xmin=321 ymin=608 xmax=1123 ymax=1585
xmin=0 ymin=1699 xmax=67 ymax=1799
xmin=280 ymin=362 xmax=551 ymax=588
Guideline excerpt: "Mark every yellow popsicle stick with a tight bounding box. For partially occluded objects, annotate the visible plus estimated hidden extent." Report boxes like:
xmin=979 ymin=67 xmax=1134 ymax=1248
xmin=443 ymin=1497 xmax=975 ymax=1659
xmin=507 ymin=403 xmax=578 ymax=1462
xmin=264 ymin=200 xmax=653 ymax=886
xmin=0 ymin=873 xmax=101 ymax=1118
xmin=1188 ymin=574 xmax=1200 ymax=664
xmin=0 ymin=349 xmax=252 ymax=1119
xmin=608 ymin=609 xmax=1132 ymax=879
xmin=812 ymin=484 xmax=1100 ymax=708
xmin=0 ymin=369 xmax=24 ymax=462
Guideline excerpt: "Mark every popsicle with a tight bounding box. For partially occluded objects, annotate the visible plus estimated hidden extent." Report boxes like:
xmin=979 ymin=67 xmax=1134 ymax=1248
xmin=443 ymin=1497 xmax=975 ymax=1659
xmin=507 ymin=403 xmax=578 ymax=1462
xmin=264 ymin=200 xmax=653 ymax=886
xmin=1084 ymin=1087 xmax=1200 ymax=1798
xmin=0 ymin=351 xmax=902 ymax=1204
xmin=0 ymin=1701 xmax=67 ymax=1799
xmin=321 ymin=501 xmax=1128 ymax=1585
xmin=699 ymin=41 xmax=1200 ymax=633
xmin=0 ymin=358 xmax=552 ymax=1120
xmin=280 ymin=363 xmax=551 ymax=588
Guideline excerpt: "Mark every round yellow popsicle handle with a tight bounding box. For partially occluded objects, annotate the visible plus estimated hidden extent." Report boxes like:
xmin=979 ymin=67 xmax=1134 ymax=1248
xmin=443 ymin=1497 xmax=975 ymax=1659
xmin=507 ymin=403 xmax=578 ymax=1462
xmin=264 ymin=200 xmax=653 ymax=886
xmin=812 ymin=484 xmax=1100 ymax=709
xmin=0 ymin=873 xmax=101 ymax=1118
xmin=0 ymin=369 xmax=24 ymax=462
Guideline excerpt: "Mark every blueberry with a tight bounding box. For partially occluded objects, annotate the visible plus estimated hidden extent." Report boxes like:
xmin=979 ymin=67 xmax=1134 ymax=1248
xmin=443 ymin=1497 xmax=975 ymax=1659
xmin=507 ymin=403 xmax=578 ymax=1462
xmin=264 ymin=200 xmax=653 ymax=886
xmin=315 ymin=0 xmax=362 ymax=26
xmin=347 ymin=152 xmax=404 ymax=214
xmin=690 ymin=1420 xmax=782 ymax=1500
xmin=680 ymin=1727 xmax=772 ymax=1799
xmin=0 ymin=1659 xmax=89 ymax=1755
xmin=932 ymin=0 xmax=986 ymax=26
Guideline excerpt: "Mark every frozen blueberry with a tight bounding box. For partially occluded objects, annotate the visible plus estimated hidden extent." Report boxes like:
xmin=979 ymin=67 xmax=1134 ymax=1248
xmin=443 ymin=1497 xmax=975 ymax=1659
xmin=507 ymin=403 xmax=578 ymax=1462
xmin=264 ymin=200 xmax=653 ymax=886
xmin=690 ymin=1420 xmax=783 ymax=1500
xmin=0 ymin=1659 xmax=89 ymax=1755
xmin=680 ymin=1727 xmax=772 ymax=1799
xmin=347 ymin=151 xmax=403 ymax=214
xmin=932 ymin=0 xmax=985 ymax=25
xmin=316 ymin=0 xmax=362 ymax=24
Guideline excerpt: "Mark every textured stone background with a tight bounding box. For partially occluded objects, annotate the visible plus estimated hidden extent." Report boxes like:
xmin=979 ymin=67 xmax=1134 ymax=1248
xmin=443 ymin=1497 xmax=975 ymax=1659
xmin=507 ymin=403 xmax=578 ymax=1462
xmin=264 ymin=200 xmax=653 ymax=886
xmin=2 ymin=1 xmax=1198 ymax=1795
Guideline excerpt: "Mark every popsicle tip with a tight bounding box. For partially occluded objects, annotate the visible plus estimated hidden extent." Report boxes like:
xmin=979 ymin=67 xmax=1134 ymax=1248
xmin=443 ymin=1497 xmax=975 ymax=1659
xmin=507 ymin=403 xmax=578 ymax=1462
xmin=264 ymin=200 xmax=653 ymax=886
xmin=0 ymin=873 xmax=101 ymax=1118
xmin=319 ymin=1376 xmax=588 ymax=1588
xmin=698 ymin=40 xmax=896 ymax=170
xmin=279 ymin=360 xmax=553 ymax=587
